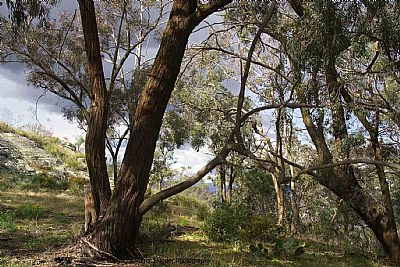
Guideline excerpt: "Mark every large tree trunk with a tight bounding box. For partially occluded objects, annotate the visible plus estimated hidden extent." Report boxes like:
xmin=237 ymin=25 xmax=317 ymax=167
xmin=85 ymin=0 xmax=233 ymax=258
xmin=370 ymin=135 xmax=400 ymax=263
xmin=78 ymin=0 xmax=111 ymax=215
xmin=341 ymin=84 xmax=400 ymax=264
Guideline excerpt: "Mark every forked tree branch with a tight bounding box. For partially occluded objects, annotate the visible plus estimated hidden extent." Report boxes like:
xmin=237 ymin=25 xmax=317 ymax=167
xmin=139 ymin=147 xmax=230 ymax=215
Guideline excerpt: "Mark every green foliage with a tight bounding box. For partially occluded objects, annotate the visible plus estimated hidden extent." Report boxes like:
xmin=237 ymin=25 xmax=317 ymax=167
xmin=272 ymin=237 xmax=308 ymax=258
xmin=54 ymin=212 xmax=67 ymax=223
xmin=241 ymin=215 xmax=278 ymax=241
xmin=0 ymin=210 xmax=18 ymax=231
xmin=203 ymin=202 xmax=246 ymax=242
xmin=234 ymin=167 xmax=275 ymax=215
xmin=178 ymin=216 xmax=189 ymax=227
xmin=249 ymin=243 xmax=269 ymax=255
xmin=15 ymin=203 xmax=45 ymax=219
xmin=171 ymin=193 xmax=210 ymax=221
xmin=25 ymin=173 xmax=68 ymax=191
xmin=203 ymin=202 xmax=275 ymax=243
xmin=67 ymin=176 xmax=89 ymax=194
xmin=203 ymin=200 xmax=279 ymax=243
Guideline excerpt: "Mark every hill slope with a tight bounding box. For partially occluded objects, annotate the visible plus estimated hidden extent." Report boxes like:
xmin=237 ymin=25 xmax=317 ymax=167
xmin=0 ymin=123 xmax=88 ymax=191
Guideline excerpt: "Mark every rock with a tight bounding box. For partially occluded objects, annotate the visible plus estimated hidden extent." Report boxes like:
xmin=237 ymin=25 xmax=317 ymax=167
xmin=0 ymin=132 xmax=89 ymax=182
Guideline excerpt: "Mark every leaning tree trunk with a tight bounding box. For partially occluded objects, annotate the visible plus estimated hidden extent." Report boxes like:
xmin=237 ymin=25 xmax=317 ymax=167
xmin=78 ymin=0 xmax=111 ymax=215
xmin=343 ymin=88 xmax=400 ymax=264
xmin=298 ymin=63 xmax=400 ymax=264
xmin=301 ymin=105 xmax=400 ymax=264
xmin=86 ymin=0 xmax=233 ymax=258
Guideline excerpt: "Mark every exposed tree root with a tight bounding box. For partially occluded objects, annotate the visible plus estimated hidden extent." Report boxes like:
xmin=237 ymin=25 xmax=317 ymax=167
xmin=79 ymin=237 xmax=120 ymax=262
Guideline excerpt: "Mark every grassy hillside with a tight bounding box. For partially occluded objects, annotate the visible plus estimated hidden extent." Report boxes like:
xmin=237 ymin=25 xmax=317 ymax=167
xmin=0 ymin=122 xmax=88 ymax=194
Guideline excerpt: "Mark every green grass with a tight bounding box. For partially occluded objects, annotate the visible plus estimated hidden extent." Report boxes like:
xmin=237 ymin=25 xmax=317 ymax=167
xmin=138 ymin=229 xmax=385 ymax=267
xmin=0 ymin=189 xmax=389 ymax=266
xmin=138 ymin=200 xmax=387 ymax=267
xmin=0 ymin=171 xmax=390 ymax=266
xmin=0 ymin=191 xmax=83 ymax=265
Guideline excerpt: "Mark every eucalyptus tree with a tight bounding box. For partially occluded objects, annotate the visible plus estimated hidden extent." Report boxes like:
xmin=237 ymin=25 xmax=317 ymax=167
xmin=1 ymin=0 xmax=164 ymax=214
xmin=259 ymin=0 xmax=400 ymax=263
xmin=1 ymin=0 xmax=241 ymax=257
xmin=167 ymin=45 xmax=257 ymax=203
xmin=199 ymin=0 xmax=400 ymax=263
xmin=198 ymin=0 xmax=307 ymax=228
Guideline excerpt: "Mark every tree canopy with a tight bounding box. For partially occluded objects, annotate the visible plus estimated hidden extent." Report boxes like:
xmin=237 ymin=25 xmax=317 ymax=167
xmin=1 ymin=0 xmax=400 ymax=265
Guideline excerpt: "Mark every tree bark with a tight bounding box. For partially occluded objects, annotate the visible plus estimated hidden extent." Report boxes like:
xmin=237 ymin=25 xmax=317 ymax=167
xmin=272 ymin=174 xmax=285 ymax=226
xmin=228 ymin=165 xmax=235 ymax=203
xmin=219 ymin=165 xmax=227 ymax=203
xmin=86 ymin=0 xmax=233 ymax=257
xmin=290 ymin=178 xmax=299 ymax=234
xmin=78 ymin=0 xmax=111 ymax=215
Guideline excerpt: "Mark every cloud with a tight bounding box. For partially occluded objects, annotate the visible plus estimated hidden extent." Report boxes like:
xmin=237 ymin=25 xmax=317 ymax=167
xmin=0 ymin=95 xmax=82 ymax=141
xmin=0 ymin=69 xmax=66 ymax=114
xmin=171 ymin=145 xmax=214 ymax=175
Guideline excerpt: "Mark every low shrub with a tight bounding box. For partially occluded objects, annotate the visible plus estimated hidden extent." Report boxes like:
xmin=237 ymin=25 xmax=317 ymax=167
xmin=15 ymin=203 xmax=45 ymax=219
xmin=0 ymin=210 xmax=18 ymax=231
xmin=171 ymin=194 xmax=210 ymax=221
xmin=242 ymin=215 xmax=278 ymax=241
xmin=203 ymin=202 xmax=277 ymax=242
xmin=0 ymin=122 xmax=15 ymax=133
xmin=25 ymin=173 xmax=68 ymax=191
xmin=202 ymin=202 xmax=248 ymax=242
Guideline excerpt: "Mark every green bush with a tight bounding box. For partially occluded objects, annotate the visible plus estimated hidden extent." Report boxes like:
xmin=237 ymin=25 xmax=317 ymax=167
xmin=15 ymin=203 xmax=45 ymax=219
xmin=195 ymin=203 xmax=210 ymax=221
xmin=203 ymin=202 xmax=278 ymax=242
xmin=0 ymin=210 xmax=18 ymax=231
xmin=171 ymin=194 xmax=210 ymax=221
xmin=202 ymin=202 xmax=248 ymax=242
xmin=242 ymin=215 xmax=277 ymax=241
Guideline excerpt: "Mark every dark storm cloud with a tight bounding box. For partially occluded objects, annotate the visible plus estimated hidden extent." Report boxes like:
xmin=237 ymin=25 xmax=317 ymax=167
xmin=0 ymin=64 xmax=68 ymax=114
xmin=0 ymin=62 xmax=25 ymax=76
